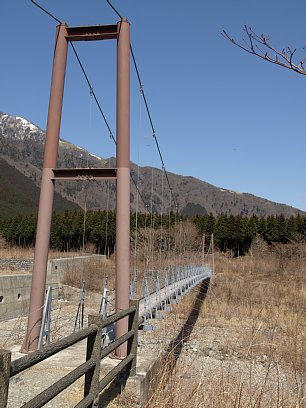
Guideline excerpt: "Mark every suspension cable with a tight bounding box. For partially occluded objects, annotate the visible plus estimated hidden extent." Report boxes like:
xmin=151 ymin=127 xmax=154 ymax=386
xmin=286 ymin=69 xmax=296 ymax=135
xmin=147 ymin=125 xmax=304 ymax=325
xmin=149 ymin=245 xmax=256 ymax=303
xmin=104 ymin=158 xmax=111 ymax=256
xmin=104 ymin=0 xmax=178 ymax=211
xmin=168 ymin=187 xmax=172 ymax=262
xmin=133 ymin=87 xmax=142 ymax=277
xmin=80 ymin=90 xmax=93 ymax=291
xmin=81 ymin=91 xmax=93 ymax=258
xmin=130 ymin=45 xmax=178 ymax=211
xmin=30 ymin=1 xmax=115 ymax=142
xmin=70 ymin=43 xmax=149 ymax=211
xmin=31 ymin=0 xmax=169 ymax=215
xmin=69 ymin=43 xmax=116 ymax=144
xmin=149 ymin=165 xmax=155 ymax=270
xmin=159 ymin=171 xmax=164 ymax=269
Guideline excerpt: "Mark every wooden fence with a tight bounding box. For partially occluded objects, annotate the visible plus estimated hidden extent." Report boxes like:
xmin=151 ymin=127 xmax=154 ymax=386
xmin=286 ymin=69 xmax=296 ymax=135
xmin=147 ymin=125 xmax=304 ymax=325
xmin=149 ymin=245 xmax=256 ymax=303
xmin=0 ymin=300 xmax=139 ymax=408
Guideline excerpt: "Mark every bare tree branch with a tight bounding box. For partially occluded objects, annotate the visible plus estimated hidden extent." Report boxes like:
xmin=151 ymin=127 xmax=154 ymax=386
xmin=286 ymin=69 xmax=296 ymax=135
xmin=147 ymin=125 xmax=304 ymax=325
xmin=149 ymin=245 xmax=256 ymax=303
xmin=222 ymin=25 xmax=306 ymax=75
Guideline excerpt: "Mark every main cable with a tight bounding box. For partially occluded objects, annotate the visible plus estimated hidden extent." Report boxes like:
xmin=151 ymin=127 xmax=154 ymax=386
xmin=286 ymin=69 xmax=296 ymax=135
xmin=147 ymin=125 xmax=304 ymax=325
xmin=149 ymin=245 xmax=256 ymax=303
xmin=105 ymin=0 xmax=179 ymax=211
xmin=130 ymin=45 xmax=178 ymax=211
xmin=106 ymin=0 xmax=123 ymax=20
xmin=31 ymin=0 xmax=114 ymax=141
xmin=70 ymin=43 xmax=115 ymax=144
xmin=70 ymin=43 xmax=148 ymax=211
xmin=70 ymin=45 xmax=149 ymax=209
xmin=31 ymin=0 xmax=61 ymax=24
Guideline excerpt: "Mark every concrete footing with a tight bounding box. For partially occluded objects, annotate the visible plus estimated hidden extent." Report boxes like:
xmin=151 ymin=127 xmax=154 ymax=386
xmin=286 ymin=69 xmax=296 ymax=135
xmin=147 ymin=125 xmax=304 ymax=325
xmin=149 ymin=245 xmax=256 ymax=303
xmin=125 ymin=354 xmax=162 ymax=406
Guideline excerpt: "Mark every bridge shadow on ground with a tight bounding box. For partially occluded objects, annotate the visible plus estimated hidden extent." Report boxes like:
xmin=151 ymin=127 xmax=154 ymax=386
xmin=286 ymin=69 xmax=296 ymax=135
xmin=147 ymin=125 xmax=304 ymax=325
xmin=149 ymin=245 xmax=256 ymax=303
xmin=96 ymin=277 xmax=211 ymax=407
xmin=165 ymin=277 xmax=211 ymax=370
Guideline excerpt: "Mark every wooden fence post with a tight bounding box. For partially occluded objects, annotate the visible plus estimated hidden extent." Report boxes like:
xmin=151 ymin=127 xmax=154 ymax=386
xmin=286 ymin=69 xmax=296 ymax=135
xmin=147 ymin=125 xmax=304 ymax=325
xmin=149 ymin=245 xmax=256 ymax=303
xmin=127 ymin=300 xmax=139 ymax=376
xmin=84 ymin=315 xmax=103 ymax=406
xmin=0 ymin=349 xmax=11 ymax=408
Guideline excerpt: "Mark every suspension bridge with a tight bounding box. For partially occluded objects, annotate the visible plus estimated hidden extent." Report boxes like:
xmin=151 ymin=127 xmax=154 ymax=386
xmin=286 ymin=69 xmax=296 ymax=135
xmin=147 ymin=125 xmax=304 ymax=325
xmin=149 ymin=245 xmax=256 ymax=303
xmin=0 ymin=2 xmax=214 ymax=407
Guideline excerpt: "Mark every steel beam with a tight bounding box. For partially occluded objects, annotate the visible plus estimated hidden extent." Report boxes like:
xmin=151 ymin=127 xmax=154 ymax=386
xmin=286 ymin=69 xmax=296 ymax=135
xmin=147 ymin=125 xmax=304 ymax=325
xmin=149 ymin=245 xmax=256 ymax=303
xmin=66 ymin=25 xmax=118 ymax=42
xmin=52 ymin=168 xmax=117 ymax=181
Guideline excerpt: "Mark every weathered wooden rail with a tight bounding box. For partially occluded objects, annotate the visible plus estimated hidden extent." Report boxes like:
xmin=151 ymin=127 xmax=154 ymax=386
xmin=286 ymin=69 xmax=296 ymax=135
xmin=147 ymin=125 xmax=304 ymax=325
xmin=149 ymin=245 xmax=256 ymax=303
xmin=0 ymin=301 xmax=139 ymax=408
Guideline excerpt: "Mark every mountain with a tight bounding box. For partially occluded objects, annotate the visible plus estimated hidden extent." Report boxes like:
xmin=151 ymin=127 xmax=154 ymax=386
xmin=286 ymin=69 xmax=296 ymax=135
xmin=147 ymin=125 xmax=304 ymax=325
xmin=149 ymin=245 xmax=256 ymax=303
xmin=0 ymin=156 xmax=80 ymax=218
xmin=0 ymin=112 xmax=303 ymax=218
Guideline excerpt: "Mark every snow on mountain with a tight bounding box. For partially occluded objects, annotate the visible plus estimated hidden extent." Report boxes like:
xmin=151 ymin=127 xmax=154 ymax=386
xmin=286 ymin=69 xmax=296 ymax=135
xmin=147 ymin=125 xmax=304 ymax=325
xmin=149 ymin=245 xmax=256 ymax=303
xmin=15 ymin=116 xmax=39 ymax=132
xmin=0 ymin=112 xmax=44 ymax=141
xmin=220 ymin=188 xmax=243 ymax=195
xmin=0 ymin=112 xmax=108 ymax=168
xmin=89 ymin=152 xmax=103 ymax=160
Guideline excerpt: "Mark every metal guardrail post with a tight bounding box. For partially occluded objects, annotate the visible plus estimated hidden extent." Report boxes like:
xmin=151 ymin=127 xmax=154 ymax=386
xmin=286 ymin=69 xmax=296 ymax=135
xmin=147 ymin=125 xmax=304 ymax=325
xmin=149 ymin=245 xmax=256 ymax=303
xmin=143 ymin=274 xmax=154 ymax=330
xmin=127 ymin=300 xmax=139 ymax=376
xmin=134 ymin=269 xmax=138 ymax=298
xmin=99 ymin=277 xmax=108 ymax=316
xmin=99 ymin=285 xmax=109 ymax=350
xmin=176 ymin=269 xmax=180 ymax=299
xmin=84 ymin=316 xmax=102 ymax=405
xmin=155 ymin=271 xmax=163 ymax=319
xmin=0 ymin=349 xmax=11 ymax=408
xmin=170 ymin=267 xmax=177 ymax=305
xmin=130 ymin=269 xmax=137 ymax=300
xmin=38 ymin=286 xmax=52 ymax=351
xmin=163 ymin=268 xmax=172 ymax=312
xmin=74 ymin=281 xmax=86 ymax=332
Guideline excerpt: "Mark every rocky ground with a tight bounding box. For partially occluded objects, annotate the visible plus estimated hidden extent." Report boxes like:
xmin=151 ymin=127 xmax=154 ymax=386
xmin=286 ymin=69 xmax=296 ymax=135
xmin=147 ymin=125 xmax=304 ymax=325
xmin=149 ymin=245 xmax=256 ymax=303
xmin=1 ymin=269 xmax=305 ymax=408
xmin=139 ymin=268 xmax=306 ymax=408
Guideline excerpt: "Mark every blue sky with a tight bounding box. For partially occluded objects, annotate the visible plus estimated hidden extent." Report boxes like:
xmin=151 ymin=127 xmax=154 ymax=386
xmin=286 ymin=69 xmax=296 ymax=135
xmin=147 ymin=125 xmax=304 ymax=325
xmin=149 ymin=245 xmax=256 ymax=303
xmin=1 ymin=0 xmax=305 ymax=211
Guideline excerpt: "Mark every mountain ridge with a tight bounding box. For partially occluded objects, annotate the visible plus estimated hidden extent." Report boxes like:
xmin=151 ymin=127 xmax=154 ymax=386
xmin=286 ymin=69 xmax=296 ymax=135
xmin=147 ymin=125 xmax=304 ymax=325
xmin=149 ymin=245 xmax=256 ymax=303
xmin=0 ymin=112 xmax=303 ymax=218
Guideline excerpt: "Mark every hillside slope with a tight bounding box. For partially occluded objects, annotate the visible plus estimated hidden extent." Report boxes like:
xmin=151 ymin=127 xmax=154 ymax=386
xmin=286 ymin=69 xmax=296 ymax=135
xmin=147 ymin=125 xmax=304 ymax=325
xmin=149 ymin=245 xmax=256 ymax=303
xmin=0 ymin=112 xmax=303 ymax=218
xmin=0 ymin=156 xmax=80 ymax=219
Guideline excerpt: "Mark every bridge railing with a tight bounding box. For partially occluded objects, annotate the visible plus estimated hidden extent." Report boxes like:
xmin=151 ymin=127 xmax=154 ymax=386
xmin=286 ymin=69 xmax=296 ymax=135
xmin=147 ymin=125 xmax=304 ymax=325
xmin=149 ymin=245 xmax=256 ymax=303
xmin=0 ymin=300 xmax=139 ymax=408
xmin=138 ymin=264 xmax=212 ymax=329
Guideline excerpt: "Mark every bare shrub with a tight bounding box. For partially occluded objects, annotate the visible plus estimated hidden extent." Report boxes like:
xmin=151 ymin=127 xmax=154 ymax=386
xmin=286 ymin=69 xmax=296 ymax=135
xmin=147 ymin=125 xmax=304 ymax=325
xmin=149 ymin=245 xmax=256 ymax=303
xmin=62 ymin=257 xmax=115 ymax=292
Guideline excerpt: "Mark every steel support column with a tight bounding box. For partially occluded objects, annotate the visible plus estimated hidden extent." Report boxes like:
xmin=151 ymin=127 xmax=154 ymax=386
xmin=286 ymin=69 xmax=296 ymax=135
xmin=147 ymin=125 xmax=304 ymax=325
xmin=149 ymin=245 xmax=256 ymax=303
xmin=22 ymin=23 xmax=68 ymax=352
xmin=115 ymin=19 xmax=130 ymax=358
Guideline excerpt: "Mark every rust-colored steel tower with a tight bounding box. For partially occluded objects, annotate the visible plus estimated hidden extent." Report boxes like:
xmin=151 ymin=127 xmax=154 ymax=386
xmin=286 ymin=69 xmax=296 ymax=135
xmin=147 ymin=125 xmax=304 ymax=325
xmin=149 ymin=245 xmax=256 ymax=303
xmin=22 ymin=20 xmax=130 ymax=358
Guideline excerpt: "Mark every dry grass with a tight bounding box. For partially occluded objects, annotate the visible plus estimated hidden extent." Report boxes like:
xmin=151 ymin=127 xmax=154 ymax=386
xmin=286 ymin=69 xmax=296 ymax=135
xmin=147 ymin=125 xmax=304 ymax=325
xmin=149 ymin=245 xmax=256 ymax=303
xmin=62 ymin=256 xmax=116 ymax=292
xmin=1 ymin=237 xmax=304 ymax=407
xmin=0 ymin=246 xmax=83 ymax=260
xmin=211 ymin=246 xmax=305 ymax=372
xmin=145 ymin=244 xmax=306 ymax=408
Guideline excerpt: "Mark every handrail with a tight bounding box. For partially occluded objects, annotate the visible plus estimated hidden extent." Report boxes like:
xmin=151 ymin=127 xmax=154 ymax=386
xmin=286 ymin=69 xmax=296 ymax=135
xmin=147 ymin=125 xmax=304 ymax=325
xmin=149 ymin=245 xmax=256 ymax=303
xmin=75 ymin=355 xmax=134 ymax=408
xmin=100 ymin=304 xmax=136 ymax=328
xmin=10 ymin=304 xmax=137 ymax=378
xmin=21 ymin=359 xmax=96 ymax=408
xmin=0 ymin=300 xmax=139 ymax=408
xmin=11 ymin=325 xmax=98 ymax=376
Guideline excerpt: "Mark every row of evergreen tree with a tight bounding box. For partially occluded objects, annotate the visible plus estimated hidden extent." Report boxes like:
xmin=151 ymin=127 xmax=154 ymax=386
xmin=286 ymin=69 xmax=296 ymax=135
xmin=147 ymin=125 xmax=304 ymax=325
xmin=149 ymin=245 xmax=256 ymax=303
xmin=0 ymin=210 xmax=177 ymax=254
xmin=0 ymin=210 xmax=305 ymax=255
xmin=194 ymin=213 xmax=306 ymax=255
